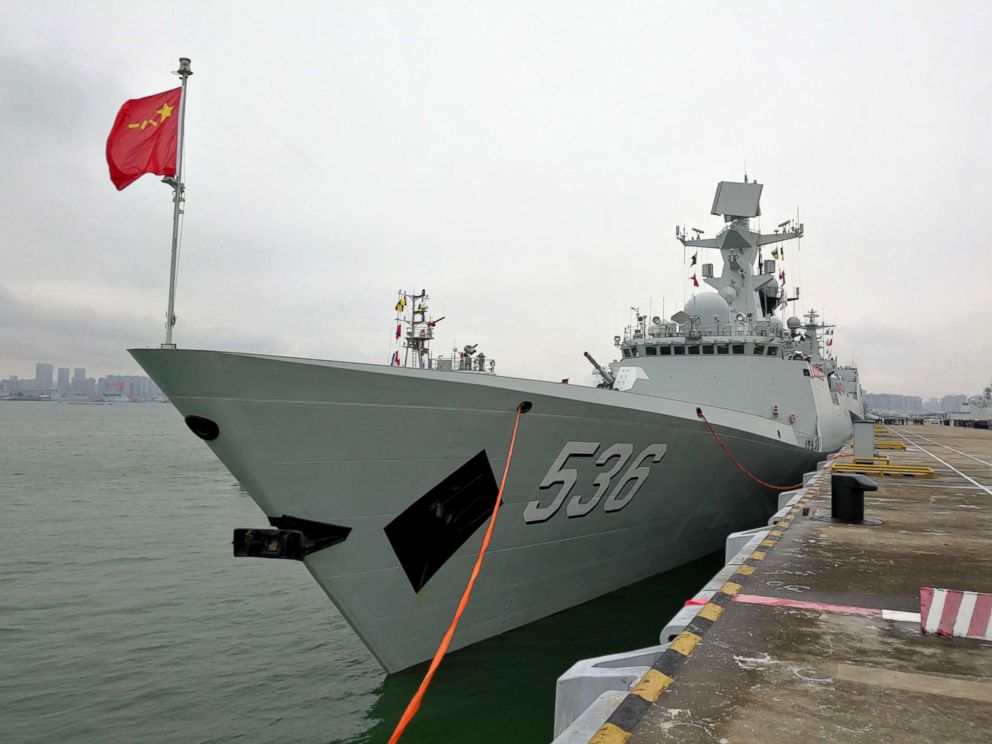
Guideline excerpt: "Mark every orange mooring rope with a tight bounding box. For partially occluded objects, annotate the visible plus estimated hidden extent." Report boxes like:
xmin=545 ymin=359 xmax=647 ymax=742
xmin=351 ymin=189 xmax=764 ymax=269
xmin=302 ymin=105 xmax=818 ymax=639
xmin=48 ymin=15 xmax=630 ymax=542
xmin=388 ymin=402 xmax=527 ymax=744
xmin=696 ymin=408 xmax=804 ymax=491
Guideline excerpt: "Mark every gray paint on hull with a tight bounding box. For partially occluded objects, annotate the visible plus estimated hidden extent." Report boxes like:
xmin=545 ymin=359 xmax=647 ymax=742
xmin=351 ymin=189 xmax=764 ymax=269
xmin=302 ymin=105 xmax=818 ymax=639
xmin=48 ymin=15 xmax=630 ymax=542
xmin=131 ymin=348 xmax=829 ymax=671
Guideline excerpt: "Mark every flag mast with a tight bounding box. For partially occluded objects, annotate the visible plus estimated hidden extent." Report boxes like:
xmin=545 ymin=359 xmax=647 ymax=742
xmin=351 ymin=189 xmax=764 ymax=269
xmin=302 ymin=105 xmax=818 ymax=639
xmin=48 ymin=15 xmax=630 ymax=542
xmin=162 ymin=57 xmax=192 ymax=349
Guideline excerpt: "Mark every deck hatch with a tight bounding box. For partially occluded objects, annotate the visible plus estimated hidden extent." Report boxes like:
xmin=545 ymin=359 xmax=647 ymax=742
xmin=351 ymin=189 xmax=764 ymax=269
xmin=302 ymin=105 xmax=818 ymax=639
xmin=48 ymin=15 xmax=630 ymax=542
xmin=384 ymin=450 xmax=499 ymax=593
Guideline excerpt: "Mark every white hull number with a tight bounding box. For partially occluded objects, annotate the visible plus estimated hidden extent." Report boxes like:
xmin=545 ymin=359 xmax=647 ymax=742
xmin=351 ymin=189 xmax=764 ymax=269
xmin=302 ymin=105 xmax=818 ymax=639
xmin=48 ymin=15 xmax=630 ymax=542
xmin=523 ymin=442 xmax=667 ymax=523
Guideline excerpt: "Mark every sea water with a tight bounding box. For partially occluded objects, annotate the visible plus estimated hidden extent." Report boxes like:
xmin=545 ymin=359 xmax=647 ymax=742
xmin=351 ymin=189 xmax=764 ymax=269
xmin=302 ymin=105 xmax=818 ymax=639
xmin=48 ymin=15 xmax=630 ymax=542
xmin=0 ymin=402 xmax=720 ymax=743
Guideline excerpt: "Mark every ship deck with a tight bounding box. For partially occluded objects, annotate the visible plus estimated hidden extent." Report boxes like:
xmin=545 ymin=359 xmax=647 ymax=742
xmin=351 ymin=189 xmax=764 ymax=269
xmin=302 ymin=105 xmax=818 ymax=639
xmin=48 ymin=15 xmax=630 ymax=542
xmin=601 ymin=424 xmax=992 ymax=743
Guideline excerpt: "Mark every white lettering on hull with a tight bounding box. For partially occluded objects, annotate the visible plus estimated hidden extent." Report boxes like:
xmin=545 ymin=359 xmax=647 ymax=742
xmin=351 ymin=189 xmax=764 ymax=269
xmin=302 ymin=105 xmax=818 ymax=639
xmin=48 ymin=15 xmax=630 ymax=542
xmin=523 ymin=442 xmax=668 ymax=523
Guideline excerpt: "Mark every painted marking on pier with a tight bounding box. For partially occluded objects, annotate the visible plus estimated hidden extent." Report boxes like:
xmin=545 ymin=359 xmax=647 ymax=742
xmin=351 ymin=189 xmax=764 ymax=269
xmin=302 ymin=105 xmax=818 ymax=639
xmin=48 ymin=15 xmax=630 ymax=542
xmin=588 ymin=468 xmax=830 ymax=743
xmin=670 ymin=631 xmax=702 ymax=656
xmin=720 ymin=581 xmax=742 ymax=596
xmin=889 ymin=430 xmax=992 ymax=496
xmin=588 ymin=722 xmax=631 ymax=743
xmin=921 ymin=587 xmax=992 ymax=640
xmin=833 ymin=664 xmax=992 ymax=703
xmin=733 ymin=593 xmax=921 ymax=623
xmin=629 ymin=669 xmax=674 ymax=703
xmin=894 ymin=428 xmax=992 ymax=468
xmin=698 ymin=603 xmax=724 ymax=622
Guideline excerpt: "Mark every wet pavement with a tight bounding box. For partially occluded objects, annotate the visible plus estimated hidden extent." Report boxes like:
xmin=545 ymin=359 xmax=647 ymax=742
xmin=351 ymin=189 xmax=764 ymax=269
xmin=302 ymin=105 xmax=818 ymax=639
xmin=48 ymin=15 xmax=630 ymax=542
xmin=627 ymin=424 xmax=992 ymax=743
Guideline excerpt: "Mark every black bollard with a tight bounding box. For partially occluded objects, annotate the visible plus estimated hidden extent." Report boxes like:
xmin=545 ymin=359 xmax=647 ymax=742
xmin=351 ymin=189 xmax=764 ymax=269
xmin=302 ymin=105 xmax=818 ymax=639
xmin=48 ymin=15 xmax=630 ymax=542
xmin=831 ymin=473 xmax=878 ymax=524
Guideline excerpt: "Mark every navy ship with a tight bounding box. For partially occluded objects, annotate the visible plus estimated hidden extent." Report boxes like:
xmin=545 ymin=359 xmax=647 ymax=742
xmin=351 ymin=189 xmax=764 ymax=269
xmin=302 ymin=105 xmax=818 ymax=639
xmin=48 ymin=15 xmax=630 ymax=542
xmin=132 ymin=179 xmax=863 ymax=672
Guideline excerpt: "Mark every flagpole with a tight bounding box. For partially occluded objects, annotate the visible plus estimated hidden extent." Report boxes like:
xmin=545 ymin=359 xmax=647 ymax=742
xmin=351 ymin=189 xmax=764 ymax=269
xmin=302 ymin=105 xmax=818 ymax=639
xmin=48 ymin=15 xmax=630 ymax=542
xmin=162 ymin=57 xmax=192 ymax=348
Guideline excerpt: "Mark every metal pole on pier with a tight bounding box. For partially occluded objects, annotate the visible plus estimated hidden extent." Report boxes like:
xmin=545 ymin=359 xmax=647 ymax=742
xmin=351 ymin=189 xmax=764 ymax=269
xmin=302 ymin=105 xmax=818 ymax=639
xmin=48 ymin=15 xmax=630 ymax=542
xmin=162 ymin=57 xmax=192 ymax=349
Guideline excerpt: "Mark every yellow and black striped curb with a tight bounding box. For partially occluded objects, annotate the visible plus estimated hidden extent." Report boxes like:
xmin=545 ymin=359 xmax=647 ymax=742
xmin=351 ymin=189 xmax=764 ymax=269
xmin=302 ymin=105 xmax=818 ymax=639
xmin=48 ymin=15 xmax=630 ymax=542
xmin=587 ymin=486 xmax=821 ymax=744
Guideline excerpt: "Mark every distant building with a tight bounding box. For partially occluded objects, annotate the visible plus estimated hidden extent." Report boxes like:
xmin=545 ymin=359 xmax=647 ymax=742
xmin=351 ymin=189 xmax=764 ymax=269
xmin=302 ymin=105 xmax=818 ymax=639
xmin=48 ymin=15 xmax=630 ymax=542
xmin=863 ymin=393 xmax=923 ymax=414
xmin=941 ymin=394 xmax=967 ymax=413
xmin=98 ymin=374 xmax=163 ymax=400
xmin=57 ymin=367 xmax=70 ymax=392
xmin=72 ymin=368 xmax=86 ymax=395
xmin=35 ymin=363 xmax=54 ymax=392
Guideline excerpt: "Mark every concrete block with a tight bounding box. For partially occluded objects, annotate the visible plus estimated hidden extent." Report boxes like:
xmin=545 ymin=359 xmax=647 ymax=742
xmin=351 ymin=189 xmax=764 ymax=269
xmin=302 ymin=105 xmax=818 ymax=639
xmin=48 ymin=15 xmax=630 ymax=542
xmin=725 ymin=526 xmax=770 ymax=563
xmin=551 ymin=690 xmax=628 ymax=744
xmin=553 ymin=644 xmax=666 ymax=737
xmin=767 ymin=506 xmax=791 ymax=525
xmin=660 ymin=529 xmax=770 ymax=643
xmin=777 ymin=488 xmax=805 ymax=510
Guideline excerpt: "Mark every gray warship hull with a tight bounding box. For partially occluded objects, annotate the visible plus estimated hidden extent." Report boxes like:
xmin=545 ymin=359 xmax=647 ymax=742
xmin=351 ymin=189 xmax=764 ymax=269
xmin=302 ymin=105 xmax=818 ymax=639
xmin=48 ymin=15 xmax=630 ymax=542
xmin=132 ymin=348 xmax=828 ymax=672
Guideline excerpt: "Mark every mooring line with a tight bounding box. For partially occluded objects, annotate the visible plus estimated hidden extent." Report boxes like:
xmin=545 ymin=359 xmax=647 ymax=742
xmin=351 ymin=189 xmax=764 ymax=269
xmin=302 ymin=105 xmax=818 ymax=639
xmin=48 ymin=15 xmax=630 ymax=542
xmin=696 ymin=408 xmax=804 ymax=491
xmin=388 ymin=401 xmax=529 ymax=744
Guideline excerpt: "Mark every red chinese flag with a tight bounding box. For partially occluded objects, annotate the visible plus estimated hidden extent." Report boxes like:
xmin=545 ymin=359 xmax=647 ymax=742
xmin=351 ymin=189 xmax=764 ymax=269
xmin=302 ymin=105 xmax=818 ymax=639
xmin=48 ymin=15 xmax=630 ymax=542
xmin=690 ymin=273 xmax=699 ymax=287
xmin=106 ymin=87 xmax=181 ymax=190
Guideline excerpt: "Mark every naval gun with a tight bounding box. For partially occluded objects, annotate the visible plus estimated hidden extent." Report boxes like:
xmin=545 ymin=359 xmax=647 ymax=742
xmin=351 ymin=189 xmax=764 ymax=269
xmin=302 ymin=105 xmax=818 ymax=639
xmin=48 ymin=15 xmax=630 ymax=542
xmin=584 ymin=352 xmax=615 ymax=388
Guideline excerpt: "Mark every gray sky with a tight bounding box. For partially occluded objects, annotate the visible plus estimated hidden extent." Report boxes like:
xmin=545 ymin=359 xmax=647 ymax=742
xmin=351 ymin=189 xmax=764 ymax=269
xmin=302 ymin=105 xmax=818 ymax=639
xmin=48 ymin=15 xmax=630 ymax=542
xmin=2 ymin=1 xmax=990 ymax=398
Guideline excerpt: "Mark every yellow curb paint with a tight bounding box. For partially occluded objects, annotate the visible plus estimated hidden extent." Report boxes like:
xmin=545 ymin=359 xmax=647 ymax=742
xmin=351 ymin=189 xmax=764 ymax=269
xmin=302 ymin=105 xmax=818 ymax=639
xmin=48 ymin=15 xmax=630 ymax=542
xmin=588 ymin=722 xmax=632 ymax=744
xmin=670 ymin=631 xmax=702 ymax=656
xmin=750 ymin=550 xmax=766 ymax=560
xmin=770 ymin=530 xmax=784 ymax=537
xmin=760 ymin=539 xmax=776 ymax=548
xmin=630 ymin=668 xmax=674 ymax=703
xmin=699 ymin=603 xmax=724 ymax=621
xmin=778 ymin=521 xmax=791 ymax=528
xmin=736 ymin=564 xmax=756 ymax=576
xmin=720 ymin=581 xmax=742 ymax=596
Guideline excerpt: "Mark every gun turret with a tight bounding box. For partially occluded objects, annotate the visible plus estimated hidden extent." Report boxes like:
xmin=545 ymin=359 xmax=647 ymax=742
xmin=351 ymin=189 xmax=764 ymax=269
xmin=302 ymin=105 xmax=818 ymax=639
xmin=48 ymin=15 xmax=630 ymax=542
xmin=584 ymin=352 xmax=615 ymax=388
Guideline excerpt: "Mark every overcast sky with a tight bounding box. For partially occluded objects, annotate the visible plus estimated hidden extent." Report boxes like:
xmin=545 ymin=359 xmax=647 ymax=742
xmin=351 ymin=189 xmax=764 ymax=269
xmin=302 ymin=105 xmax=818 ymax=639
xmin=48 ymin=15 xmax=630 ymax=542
xmin=2 ymin=1 xmax=990 ymax=398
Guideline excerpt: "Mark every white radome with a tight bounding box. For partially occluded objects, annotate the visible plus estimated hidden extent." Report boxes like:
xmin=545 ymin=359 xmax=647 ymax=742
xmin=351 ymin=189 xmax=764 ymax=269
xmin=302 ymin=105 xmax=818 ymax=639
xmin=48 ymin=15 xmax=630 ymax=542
xmin=684 ymin=292 xmax=731 ymax=330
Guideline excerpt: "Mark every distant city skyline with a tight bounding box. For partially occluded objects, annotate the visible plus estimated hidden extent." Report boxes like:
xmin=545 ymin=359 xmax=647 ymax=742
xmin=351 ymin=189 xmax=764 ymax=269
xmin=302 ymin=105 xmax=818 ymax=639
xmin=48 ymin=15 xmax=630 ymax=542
xmin=862 ymin=392 xmax=972 ymax=415
xmin=2 ymin=357 xmax=161 ymax=400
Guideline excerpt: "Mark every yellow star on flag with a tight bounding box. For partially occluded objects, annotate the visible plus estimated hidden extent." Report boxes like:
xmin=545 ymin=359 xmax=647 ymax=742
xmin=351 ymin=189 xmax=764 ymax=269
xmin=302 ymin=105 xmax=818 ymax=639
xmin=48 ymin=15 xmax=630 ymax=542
xmin=156 ymin=101 xmax=174 ymax=122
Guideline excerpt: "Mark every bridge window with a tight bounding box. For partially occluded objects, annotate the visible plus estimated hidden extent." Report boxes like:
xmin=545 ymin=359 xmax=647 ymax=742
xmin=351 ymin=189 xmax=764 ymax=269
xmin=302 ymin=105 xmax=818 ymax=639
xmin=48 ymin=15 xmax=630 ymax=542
xmin=717 ymin=344 xmax=729 ymax=355
xmin=659 ymin=346 xmax=671 ymax=356
xmin=622 ymin=348 xmax=631 ymax=358
xmin=646 ymin=345 xmax=657 ymax=356
xmin=702 ymin=345 xmax=715 ymax=355
xmin=753 ymin=344 xmax=765 ymax=355
xmin=732 ymin=344 xmax=745 ymax=354
xmin=688 ymin=345 xmax=700 ymax=355
xmin=766 ymin=346 xmax=778 ymax=356
xmin=673 ymin=346 xmax=686 ymax=356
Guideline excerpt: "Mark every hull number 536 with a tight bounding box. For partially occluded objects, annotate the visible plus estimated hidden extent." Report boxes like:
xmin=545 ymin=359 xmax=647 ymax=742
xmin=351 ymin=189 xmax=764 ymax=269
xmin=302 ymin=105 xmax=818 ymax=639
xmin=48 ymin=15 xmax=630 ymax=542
xmin=523 ymin=442 xmax=667 ymax=523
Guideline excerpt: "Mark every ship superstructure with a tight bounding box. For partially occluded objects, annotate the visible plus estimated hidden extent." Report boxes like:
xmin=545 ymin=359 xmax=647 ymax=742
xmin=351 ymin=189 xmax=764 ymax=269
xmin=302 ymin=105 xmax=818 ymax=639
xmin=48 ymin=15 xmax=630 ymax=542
xmin=599 ymin=180 xmax=863 ymax=451
xmin=131 ymin=179 xmax=863 ymax=672
xmin=391 ymin=289 xmax=495 ymax=373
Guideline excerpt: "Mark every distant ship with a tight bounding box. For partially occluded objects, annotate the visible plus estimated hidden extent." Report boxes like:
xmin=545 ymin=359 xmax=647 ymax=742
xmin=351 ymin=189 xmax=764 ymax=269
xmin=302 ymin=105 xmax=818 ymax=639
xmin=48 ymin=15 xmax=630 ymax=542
xmin=132 ymin=179 xmax=864 ymax=672
xmin=958 ymin=383 xmax=992 ymax=428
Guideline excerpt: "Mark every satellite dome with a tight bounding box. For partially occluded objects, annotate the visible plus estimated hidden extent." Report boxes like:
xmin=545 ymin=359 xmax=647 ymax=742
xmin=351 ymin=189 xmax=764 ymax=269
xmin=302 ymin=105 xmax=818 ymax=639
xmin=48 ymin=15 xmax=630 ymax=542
xmin=786 ymin=316 xmax=802 ymax=330
xmin=683 ymin=293 xmax=731 ymax=332
xmin=718 ymin=286 xmax=738 ymax=304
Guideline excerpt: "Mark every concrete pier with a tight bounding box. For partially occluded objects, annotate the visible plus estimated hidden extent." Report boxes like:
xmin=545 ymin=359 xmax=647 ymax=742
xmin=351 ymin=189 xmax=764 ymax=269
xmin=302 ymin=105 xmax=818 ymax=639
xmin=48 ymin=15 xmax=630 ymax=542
xmin=582 ymin=425 xmax=992 ymax=743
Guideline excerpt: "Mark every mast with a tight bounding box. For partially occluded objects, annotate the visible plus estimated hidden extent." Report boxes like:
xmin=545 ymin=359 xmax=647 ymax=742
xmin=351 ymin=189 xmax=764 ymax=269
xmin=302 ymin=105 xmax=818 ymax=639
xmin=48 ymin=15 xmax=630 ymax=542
xmin=676 ymin=181 xmax=803 ymax=321
xmin=162 ymin=57 xmax=192 ymax=349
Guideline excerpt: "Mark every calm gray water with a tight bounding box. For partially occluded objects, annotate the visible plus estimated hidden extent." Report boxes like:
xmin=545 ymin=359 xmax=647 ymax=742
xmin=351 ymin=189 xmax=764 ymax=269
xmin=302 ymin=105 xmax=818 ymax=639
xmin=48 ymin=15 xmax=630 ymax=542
xmin=0 ymin=402 xmax=721 ymax=743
